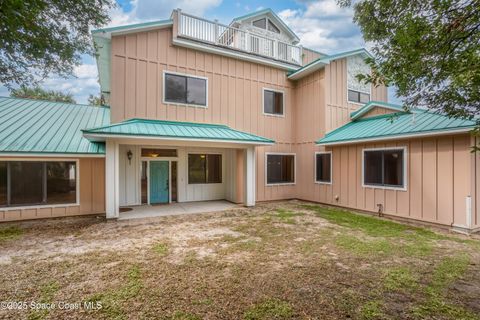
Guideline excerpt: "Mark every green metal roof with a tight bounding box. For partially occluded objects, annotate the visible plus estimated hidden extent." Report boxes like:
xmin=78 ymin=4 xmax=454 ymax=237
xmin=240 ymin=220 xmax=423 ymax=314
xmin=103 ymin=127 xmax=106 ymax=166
xmin=317 ymin=111 xmax=475 ymax=145
xmin=350 ymin=101 xmax=408 ymax=120
xmin=0 ymin=97 xmax=110 ymax=154
xmin=83 ymin=119 xmax=275 ymax=145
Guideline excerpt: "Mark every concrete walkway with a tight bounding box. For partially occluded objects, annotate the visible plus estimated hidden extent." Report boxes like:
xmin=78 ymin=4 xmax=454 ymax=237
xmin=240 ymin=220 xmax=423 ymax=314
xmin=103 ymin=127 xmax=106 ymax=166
xmin=118 ymin=200 xmax=238 ymax=220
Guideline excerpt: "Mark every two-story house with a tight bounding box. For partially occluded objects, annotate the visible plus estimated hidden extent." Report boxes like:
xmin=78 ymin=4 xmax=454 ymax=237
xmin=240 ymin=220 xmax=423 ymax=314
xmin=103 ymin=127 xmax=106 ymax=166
xmin=0 ymin=8 xmax=478 ymax=233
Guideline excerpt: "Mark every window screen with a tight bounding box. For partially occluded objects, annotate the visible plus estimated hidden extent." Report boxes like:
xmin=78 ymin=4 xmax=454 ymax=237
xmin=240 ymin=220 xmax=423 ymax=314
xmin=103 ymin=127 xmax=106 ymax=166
xmin=315 ymin=153 xmax=331 ymax=183
xmin=267 ymin=154 xmax=295 ymax=184
xmin=46 ymin=162 xmax=76 ymax=204
xmin=0 ymin=162 xmax=6 ymax=206
xmin=348 ymin=89 xmax=370 ymax=104
xmin=264 ymin=90 xmax=284 ymax=115
xmin=165 ymin=73 xmax=207 ymax=106
xmin=364 ymin=149 xmax=404 ymax=188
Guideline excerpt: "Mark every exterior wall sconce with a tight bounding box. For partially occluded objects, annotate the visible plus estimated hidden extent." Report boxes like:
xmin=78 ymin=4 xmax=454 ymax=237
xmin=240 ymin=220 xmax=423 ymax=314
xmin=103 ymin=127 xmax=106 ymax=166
xmin=127 ymin=150 xmax=133 ymax=165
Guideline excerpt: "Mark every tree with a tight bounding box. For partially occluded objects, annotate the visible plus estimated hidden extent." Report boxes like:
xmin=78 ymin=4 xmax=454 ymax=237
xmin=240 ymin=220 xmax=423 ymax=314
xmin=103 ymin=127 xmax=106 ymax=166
xmin=88 ymin=94 xmax=104 ymax=106
xmin=11 ymin=86 xmax=76 ymax=103
xmin=0 ymin=0 xmax=114 ymax=89
xmin=339 ymin=0 xmax=480 ymax=134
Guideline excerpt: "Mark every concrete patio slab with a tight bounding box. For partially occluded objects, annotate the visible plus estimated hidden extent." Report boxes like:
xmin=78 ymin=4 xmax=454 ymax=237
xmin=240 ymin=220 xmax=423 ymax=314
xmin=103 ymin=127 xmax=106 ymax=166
xmin=118 ymin=200 xmax=238 ymax=220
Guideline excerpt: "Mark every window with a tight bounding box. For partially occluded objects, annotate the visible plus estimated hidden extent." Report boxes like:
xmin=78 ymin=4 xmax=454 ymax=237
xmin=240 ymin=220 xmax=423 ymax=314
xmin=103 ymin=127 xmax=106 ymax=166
xmin=0 ymin=161 xmax=77 ymax=207
xmin=141 ymin=148 xmax=177 ymax=157
xmin=348 ymin=89 xmax=370 ymax=104
xmin=268 ymin=20 xmax=280 ymax=33
xmin=263 ymin=89 xmax=284 ymax=116
xmin=266 ymin=154 xmax=295 ymax=185
xmin=252 ymin=18 xmax=266 ymax=29
xmin=188 ymin=154 xmax=222 ymax=184
xmin=252 ymin=18 xmax=280 ymax=34
xmin=164 ymin=73 xmax=207 ymax=107
xmin=363 ymin=149 xmax=405 ymax=188
xmin=315 ymin=153 xmax=332 ymax=184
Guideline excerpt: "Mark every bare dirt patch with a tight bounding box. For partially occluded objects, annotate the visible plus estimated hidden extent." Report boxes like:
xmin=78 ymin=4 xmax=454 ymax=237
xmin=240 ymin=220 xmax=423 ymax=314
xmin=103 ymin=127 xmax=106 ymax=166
xmin=0 ymin=200 xmax=479 ymax=319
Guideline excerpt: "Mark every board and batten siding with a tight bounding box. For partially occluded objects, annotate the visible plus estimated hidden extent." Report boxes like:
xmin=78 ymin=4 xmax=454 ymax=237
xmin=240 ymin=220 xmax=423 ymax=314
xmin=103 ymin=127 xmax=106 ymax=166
xmin=295 ymin=134 xmax=477 ymax=228
xmin=0 ymin=157 xmax=105 ymax=222
xmin=110 ymin=27 xmax=298 ymax=202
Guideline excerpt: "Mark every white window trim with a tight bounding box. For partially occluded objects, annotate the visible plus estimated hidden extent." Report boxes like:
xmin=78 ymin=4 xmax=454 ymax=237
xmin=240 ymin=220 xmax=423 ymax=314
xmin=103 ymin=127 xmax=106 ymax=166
xmin=265 ymin=152 xmax=296 ymax=186
xmin=0 ymin=158 xmax=80 ymax=211
xmin=251 ymin=17 xmax=280 ymax=35
xmin=361 ymin=146 xmax=408 ymax=191
xmin=314 ymin=151 xmax=332 ymax=185
xmin=162 ymin=70 xmax=209 ymax=108
xmin=347 ymin=88 xmax=372 ymax=106
xmin=187 ymin=152 xmax=223 ymax=185
xmin=262 ymin=87 xmax=285 ymax=117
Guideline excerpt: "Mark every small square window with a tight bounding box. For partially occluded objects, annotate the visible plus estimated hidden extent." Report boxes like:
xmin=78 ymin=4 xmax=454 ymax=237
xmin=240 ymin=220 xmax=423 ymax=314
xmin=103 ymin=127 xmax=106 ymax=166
xmin=164 ymin=73 xmax=207 ymax=107
xmin=348 ymin=89 xmax=370 ymax=104
xmin=264 ymin=89 xmax=284 ymax=115
xmin=266 ymin=154 xmax=295 ymax=184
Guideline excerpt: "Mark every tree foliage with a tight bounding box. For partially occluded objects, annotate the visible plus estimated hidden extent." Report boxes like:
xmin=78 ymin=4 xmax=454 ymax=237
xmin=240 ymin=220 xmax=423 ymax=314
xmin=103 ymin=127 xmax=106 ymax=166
xmin=339 ymin=0 xmax=480 ymax=128
xmin=88 ymin=94 xmax=104 ymax=106
xmin=0 ymin=0 xmax=114 ymax=89
xmin=11 ymin=86 xmax=76 ymax=103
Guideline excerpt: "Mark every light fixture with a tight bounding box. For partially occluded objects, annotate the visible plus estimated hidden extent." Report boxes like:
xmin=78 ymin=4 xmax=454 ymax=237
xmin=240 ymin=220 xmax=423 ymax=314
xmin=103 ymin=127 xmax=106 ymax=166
xmin=127 ymin=150 xmax=133 ymax=165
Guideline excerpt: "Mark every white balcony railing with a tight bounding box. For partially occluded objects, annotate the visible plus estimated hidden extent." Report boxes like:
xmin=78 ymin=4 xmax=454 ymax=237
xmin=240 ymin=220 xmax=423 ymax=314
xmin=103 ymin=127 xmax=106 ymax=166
xmin=177 ymin=11 xmax=302 ymax=65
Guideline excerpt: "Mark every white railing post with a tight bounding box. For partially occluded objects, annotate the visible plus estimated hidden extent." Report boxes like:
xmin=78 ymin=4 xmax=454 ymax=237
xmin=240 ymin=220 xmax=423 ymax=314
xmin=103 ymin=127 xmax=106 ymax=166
xmin=177 ymin=8 xmax=182 ymax=35
xmin=273 ymin=40 xmax=277 ymax=60
xmin=214 ymin=19 xmax=219 ymax=44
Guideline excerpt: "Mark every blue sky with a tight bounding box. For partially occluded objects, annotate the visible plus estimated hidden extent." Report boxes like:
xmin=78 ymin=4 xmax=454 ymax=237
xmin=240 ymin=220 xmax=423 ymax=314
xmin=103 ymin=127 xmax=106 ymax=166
xmin=0 ymin=0 xmax=399 ymax=104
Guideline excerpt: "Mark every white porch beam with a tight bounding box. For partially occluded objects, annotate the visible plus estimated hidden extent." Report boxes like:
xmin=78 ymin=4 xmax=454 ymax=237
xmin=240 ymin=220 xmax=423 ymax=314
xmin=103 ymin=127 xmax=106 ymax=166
xmin=105 ymin=140 xmax=120 ymax=219
xmin=245 ymin=146 xmax=256 ymax=207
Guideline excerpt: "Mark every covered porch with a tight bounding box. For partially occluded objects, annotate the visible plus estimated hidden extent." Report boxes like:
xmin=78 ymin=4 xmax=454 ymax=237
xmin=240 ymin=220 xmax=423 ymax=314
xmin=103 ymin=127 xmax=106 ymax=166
xmin=82 ymin=119 xmax=274 ymax=219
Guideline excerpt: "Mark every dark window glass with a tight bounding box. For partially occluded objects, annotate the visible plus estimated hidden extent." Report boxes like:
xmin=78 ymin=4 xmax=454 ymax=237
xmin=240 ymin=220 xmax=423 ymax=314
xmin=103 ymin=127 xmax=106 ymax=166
xmin=360 ymin=92 xmax=370 ymax=103
xmin=188 ymin=154 xmax=222 ymax=184
xmin=264 ymin=90 xmax=283 ymax=115
xmin=141 ymin=148 xmax=177 ymax=157
xmin=364 ymin=149 xmax=404 ymax=187
xmin=348 ymin=89 xmax=370 ymax=104
xmin=165 ymin=73 xmax=207 ymax=106
xmin=187 ymin=77 xmax=207 ymax=105
xmin=0 ymin=162 xmax=6 ymax=206
xmin=316 ymin=153 xmax=331 ymax=183
xmin=383 ymin=150 xmax=403 ymax=186
xmin=267 ymin=20 xmax=280 ymax=33
xmin=207 ymin=154 xmax=222 ymax=183
xmin=252 ymin=18 xmax=266 ymax=29
xmin=10 ymin=162 xmax=44 ymax=205
xmin=267 ymin=154 xmax=295 ymax=184
xmin=165 ymin=73 xmax=187 ymax=103
xmin=46 ymin=162 xmax=76 ymax=204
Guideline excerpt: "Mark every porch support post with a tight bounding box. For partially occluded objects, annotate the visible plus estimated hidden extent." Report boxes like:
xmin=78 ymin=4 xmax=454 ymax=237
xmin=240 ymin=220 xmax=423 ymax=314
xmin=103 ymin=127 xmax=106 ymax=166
xmin=105 ymin=140 xmax=120 ymax=219
xmin=245 ymin=146 xmax=256 ymax=207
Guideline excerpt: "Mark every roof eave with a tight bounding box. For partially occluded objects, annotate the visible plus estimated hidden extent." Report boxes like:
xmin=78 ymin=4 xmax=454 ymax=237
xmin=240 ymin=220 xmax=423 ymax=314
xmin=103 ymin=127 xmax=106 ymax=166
xmin=92 ymin=19 xmax=173 ymax=39
xmin=316 ymin=127 xmax=474 ymax=146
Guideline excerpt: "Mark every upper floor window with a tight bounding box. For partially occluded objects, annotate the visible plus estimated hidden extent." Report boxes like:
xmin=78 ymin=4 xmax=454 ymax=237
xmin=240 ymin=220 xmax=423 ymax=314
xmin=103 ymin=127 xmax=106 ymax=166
xmin=315 ymin=152 xmax=332 ymax=184
xmin=164 ymin=72 xmax=207 ymax=107
xmin=347 ymin=55 xmax=371 ymax=104
xmin=263 ymin=89 xmax=284 ymax=116
xmin=348 ymin=90 xmax=370 ymax=104
xmin=363 ymin=148 xmax=406 ymax=189
xmin=252 ymin=18 xmax=280 ymax=34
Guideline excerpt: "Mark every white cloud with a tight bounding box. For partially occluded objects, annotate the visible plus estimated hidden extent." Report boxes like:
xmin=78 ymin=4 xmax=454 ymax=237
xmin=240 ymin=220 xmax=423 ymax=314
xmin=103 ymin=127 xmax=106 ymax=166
xmin=279 ymin=0 xmax=364 ymax=53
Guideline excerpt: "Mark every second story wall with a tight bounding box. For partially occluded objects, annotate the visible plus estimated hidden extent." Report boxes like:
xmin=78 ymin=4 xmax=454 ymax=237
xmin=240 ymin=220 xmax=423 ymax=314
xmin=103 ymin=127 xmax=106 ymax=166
xmin=110 ymin=27 xmax=295 ymax=144
xmin=325 ymin=58 xmax=388 ymax=132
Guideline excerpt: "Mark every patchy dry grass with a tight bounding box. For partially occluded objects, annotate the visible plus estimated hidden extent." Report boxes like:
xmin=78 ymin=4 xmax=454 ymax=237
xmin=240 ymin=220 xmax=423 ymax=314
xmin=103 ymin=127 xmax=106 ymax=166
xmin=0 ymin=201 xmax=479 ymax=319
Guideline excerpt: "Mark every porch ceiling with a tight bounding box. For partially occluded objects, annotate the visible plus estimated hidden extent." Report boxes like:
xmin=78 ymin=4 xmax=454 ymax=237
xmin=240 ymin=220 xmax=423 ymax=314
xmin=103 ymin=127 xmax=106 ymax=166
xmin=83 ymin=118 xmax=275 ymax=146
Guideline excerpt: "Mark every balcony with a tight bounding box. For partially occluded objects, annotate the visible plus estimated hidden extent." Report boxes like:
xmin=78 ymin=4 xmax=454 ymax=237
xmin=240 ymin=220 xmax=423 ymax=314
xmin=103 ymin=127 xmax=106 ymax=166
xmin=177 ymin=11 xmax=302 ymax=66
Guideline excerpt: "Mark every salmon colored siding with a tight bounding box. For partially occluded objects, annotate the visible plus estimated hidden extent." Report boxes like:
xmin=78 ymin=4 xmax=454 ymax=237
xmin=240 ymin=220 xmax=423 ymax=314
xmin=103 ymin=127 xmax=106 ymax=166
xmin=361 ymin=106 xmax=398 ymax=119
xmin=297 ymin=135 xmax=474 ymax=227
xmin=302 ymin=48 xmax=323 ymax=65
xmin=0 ymin=158 xmax=105 ymax=222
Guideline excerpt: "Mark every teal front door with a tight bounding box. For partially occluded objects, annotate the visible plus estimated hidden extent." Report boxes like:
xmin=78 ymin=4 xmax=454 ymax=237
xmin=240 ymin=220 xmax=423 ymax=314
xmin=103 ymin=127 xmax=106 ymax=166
xmin=149 ymin=161 xmax=169 ymax=204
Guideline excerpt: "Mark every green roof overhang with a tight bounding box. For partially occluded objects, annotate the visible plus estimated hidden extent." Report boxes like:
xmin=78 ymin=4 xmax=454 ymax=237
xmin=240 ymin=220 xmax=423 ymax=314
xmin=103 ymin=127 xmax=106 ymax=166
xmin=83 ymin=119 xmax=275 ymax=146
xmin=316 ymin=111 xmax=475 ymax=146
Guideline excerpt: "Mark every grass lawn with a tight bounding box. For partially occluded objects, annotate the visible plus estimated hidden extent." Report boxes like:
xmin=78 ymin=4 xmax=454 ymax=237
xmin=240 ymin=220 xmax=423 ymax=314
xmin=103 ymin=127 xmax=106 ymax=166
xmin=0 ymin=200 xmax=479 ymax=319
